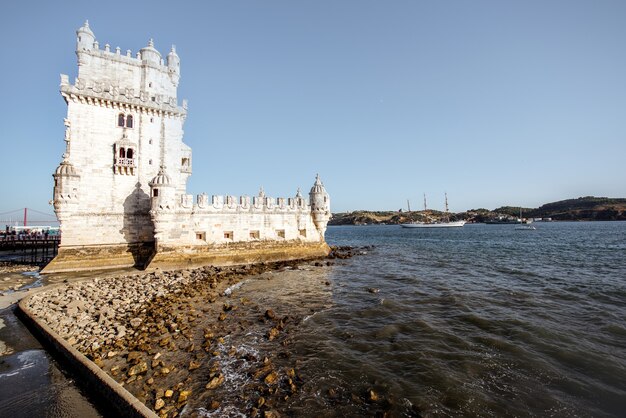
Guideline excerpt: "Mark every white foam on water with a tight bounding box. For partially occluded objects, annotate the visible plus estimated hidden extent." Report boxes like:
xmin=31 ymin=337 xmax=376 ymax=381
xmin=223 ymin=280 xmax=247 ymax=297
xmin=196 ymin=405 xmax=247 ymax=418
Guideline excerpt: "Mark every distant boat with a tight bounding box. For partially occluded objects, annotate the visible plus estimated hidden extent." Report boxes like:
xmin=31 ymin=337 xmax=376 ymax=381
xmin=401 ymin=220 xmax=466 ymax=228
xmin=514 ymin=208 xmax=536 ymax=230
xmin=401 ymin=193 xmax=466 ymax=228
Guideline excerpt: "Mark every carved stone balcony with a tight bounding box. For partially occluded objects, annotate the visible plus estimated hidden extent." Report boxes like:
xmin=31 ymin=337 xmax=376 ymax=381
xmin=114 ymin=157 xmax=136 ymax=175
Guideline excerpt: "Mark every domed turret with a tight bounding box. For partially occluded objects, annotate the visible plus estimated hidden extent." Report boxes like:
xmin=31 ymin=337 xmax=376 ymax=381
xmin=76 ymin=20 xmax=95 ymax=51
xmin=149 ymin=166 xmax=175 ymax=210
xmin=52 ymin=155 xmax=80 ymax=212
xmin=55 ymin=159 xmax=77 ymax=177
xmin=149 ymin=166 xmax=172 ymax=186
xmin=309 ymin=174 xmax=331 ymax=237
xmin=140 ymin=39 xmax=162 ymax=66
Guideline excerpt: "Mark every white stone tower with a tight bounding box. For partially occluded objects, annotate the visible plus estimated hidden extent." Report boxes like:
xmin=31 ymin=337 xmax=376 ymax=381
xmin=47 ymin=21 xmax=191 ymax=271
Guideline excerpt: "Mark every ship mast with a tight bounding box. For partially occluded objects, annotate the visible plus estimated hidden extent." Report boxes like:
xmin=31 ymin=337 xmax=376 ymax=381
xmin=423 ymin=193 xmax=427 ymax=212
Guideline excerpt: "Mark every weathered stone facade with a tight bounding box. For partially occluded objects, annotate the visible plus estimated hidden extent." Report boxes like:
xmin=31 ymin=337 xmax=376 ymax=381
xmin=44 ymin=22 xmax=330 ymax=273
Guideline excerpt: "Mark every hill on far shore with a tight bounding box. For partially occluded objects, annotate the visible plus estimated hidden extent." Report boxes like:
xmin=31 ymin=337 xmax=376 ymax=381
xmin=329 ymin=196 xmax=626 ymax=225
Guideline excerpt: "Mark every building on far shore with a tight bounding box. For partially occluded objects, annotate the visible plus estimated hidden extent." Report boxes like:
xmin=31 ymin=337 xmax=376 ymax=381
xmin=44 ymin=21 xmax=331 ymax=273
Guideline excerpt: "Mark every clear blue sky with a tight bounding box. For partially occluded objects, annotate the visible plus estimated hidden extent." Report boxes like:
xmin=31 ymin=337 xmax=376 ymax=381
xmin=1 ymin=0 xmax=625 ymax=219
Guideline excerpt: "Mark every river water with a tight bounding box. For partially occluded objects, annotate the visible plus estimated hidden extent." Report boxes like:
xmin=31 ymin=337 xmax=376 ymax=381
xmin=194 ymin=221 xmax=626 ymax=417
xmin=2 ymin=222 xmax=625 ymax=417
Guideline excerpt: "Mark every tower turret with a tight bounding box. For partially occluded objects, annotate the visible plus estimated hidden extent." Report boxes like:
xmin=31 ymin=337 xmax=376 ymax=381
xmin=149 ymin=166 xmax=175 ymax=210
xmin=149 ymin=166 xmax=175 ymax=250
xmin=309 ymin=174 xmax=331 ymax=237
xmin=167 ymin=45 xmax=180 ymax=86
xmin=52 ymin=156 xmax=80 ymax=212
xmin=52 ymin=118 xmax=80 ymax=216
xmin=76 ymin=20 xmax=95 ymax=51
xmin=140 ymin=39 xmax=162 ymax=66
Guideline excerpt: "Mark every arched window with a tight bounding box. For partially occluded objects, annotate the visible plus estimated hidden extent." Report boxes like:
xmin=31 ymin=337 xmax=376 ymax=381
xmin=126 ymin=148 xmax=133 ymax=159
xmin=119 ymin=147 xmax=126 ymax=158
xmin=126 ymin=115 xmax=133 ymax=128
xmin=117 ymin=113 xmax=125 ymax=127
xmin=153 ymin=189 xmax=159 ymax=197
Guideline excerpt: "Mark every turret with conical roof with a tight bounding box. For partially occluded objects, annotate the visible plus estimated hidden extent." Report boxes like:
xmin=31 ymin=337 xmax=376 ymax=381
xmin=309 ymin=174 xmax=331 ymax=236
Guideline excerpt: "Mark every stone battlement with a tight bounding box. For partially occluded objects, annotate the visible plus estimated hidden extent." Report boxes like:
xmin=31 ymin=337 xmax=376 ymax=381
xmin=176 ymin=190 xmax=309 ymax=212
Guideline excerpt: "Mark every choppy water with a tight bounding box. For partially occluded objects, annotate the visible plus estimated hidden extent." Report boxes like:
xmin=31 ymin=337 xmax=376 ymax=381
xmin=199 ymin=222 xmax=626 ymax=417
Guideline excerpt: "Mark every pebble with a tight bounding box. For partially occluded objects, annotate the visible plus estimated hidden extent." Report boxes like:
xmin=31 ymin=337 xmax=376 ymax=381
xmin=369 ymin=389 xmax=379 ymax=402
xmin=154 ymin=398 xmax=165 ymax=410
xmin=178 ymin=390 xmax=191 ymax=403
xmin=267 ymin=327 xmax=280 ymax=341
xmin=205 ymin=374 xmax=224 ymax=390
xmin=264 ymin=371 xmax=279 ymax=385
xmin=128 ymin=362 xmax=148 ymax=376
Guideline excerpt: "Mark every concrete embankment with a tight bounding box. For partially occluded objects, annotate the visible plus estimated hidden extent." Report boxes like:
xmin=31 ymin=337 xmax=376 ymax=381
xmin=18 ymin=283 xmax=158 ymax=418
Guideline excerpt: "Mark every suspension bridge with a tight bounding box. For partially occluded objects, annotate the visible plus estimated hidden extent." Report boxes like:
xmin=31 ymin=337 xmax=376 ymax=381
xmin=0 ymin=208 xmax=59 ymax=228
xmin=0 ymin=209 xmax=60 ymax=265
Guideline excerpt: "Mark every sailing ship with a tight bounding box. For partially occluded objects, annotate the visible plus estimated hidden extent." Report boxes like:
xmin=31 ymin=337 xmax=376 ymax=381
xmin=514 ymin=208 xmax=536 ymax=230
xmin=401 ymin=193 xmax=466 ymax=228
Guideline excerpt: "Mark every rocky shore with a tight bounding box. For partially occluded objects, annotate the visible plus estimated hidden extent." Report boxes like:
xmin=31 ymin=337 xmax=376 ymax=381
xmin=22 ymin=246 xmax=364 ymax=417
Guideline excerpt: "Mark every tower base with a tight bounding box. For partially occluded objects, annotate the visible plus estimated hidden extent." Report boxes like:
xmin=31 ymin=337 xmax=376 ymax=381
xmin=41 ymin=240 xmax=330 ymax=274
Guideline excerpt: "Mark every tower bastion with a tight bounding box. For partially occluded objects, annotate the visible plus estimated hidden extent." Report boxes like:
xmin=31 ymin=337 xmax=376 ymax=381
xmin=43 ymin=22 xmax=331 ymax=273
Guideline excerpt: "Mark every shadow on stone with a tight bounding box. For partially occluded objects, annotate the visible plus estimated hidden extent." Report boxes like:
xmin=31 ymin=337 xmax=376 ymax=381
xmin=120 ymin=182 xmax=155 ymax=269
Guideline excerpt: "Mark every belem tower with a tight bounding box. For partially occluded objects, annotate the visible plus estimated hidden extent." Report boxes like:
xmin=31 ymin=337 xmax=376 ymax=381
xmin=43 ymin=21 xmax=331 ymax=273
